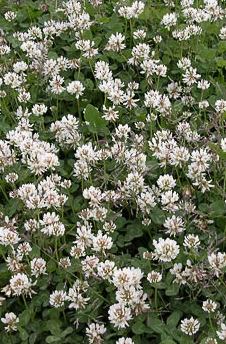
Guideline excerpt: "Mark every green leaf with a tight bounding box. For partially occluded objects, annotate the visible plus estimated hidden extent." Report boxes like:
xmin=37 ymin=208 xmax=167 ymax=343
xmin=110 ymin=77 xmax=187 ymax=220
xmin=29 ymin=333 xmax=37 ymax=344
xmin=19 ymin=309 xmax=32 ymax=326
xmin=84 ymin=79 xmax=94 ymax=90
xmin=61 ymin=327 xmax=74 ymax=338
xmin=103 ymin=14 xmax=124 ymax=32
xmin=160 ymin=339 xmax=176 ymax=344
xmin=209 ymin=200 xmax=225 ymax=217
xmin=45 ymin=319 xmax=62 ymax=336
xmin=84 ymin=0 xmax=96 ymax=16
xmin=48 ymin=51 xmax=58 ymax=59
xmin=166 ymin=311 xmax=182 ymax=328
xmin=47 ymin=259 xmax=57 ymax=273
xmin=124 ymin=223 xmax=143 ymax=241
xmin=198 ymin=47 xmax=216 ymax=60
xmin=176 ymin=301 xmax=205 ymax=322
xmin=147 ymin=317 xmax=166 ymax=335
xmin=132 ymin=321 xmax=147 ymax=334
xmin=46 ymin=336 xmax=61 ymax=343
xmin=19 ymin=327 xmax=29 ymax=341
xmin=216 ymin=58 xmax=226 ymax=68
xmin=0 ymin=263 xmax=10 ymax=287
xmin=84 ymin=104 xmax=108 ymax=134
xmin=198 ymin=203 xmax=209 ymax=213
xmin=218 ymin=41 xmax=226 ymax=53
xmin=4 ymin=198 xmax=23 ymax=217
xmin=150 ymin=207 xmax=166 ymax=225
xmin=165 ymin=283 xmax=180 ymax=296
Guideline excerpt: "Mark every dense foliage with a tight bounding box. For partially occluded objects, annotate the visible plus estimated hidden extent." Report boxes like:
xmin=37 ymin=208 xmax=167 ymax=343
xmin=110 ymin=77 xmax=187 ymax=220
xmin=0 ymin=0 xmax=226 ymax=343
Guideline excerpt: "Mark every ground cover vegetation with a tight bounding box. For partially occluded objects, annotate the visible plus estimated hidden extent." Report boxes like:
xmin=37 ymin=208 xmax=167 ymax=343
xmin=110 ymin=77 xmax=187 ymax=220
xmin=0 ymin=0 xmax=226 ymax=343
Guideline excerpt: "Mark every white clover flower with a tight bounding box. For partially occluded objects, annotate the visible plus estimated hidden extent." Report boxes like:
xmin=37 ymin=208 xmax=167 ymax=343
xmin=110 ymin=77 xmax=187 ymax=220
xmin=161 ymin=190 xmax=179 ymax=212
xmin=0 ymin=227 xmax=20 ymax=246
xmin=94 ymin=61 xmax=112 ymax=81
xmin=4 ymin=72 xmax=23 ymax=88
xmin=0 ymin=296 xmax=6 ymax=305
xmin=153 ymin=35 xmax=162 ymax=43
xmin=4 ymin=11 xmax=17 ymax=22
xmin=105 ymin=33 xmax=126 ymax=52
xmin=221 ymin=138 xmax=226 ymax=152
xmin=9 ymin=273 xmax=34 ymax=297
xmin=183 ymin=234 xmax=200 ymax=249
xmin=97 ymin=260 xmax=116 ymax=280
xmin=5 ymin=172 xmax=18 ymax=183
xmin=116 ymin=338 xmax=135 ymax=344
xmin=31 ymin=258 xmax=47 ymax=277
xmin=18 ymin=89 xmax=31 ymax=103
xmin=83 ymin=186 xmax=102 ymax=205
xmin=197 ymin=79 xmax=210 ymax=90
xmin=137 ymin=189 xmax=156 ymax=214
xmin=217 ymin=322 xmax=226 ymax=340
xmin=86 ymin=323 xmax=106 ymax=344
xmin=202 ymin=299 xmax=217 ymax=313
xmin=49 ymin=75 xmax=65 ymax=94
xmin=13 ymin=61 xmax=28 ymax=73
xmin=66 ymin=80 xmax=85 ymax=98
xmin=133 ymin=29 xmax=146 ymax=40
xmin=161 ymin=13 xmax=177 ymax=30
xmin=75 ymin=39 xmax=98 ymax=58
xmin=112 ymin=267 xmax=143 ymax=289
xmin=177 ymin=57 xmax=192 ymax=70
xmin=205 ymin=338 xmax=217 ymax=344
xmin=81 ymin=255 xmax=99 ymax=278
xmin=199 ymin=100 xmax=209 ymax=109
xmin=0 ymin=0 xmax=225 ymax=339
xmin=153 ymin=238 xmax=180 ymax=262
xmin=32 ymin=104 xmax=48 ymax=116
xmin=59 ymin=257 xmax=71 ymax=269
xmin=164 ymin=216 xmax=185 ymax=236
xmin=0 ymin=44 xmax=11 ymax=55
xmin=181 ymin=0 xmax=194 ymax=8
xmin=182 ymin=67 xmax=201 ymax=86
xmin=49 ymin=290 xmax=67 ymax=308
xmin=50 ymin=114 xmax=81 ymax=147
xmin=17 ymin=242 xmax=32 ymax=257
xmin=147 ymin=271 xmax=162 ymax=283
xmin=157 ymin=174 xmax=176 ymax=191
xmin=180 ymin=317 xmax=200 ymax=335
xmin=67 ymin=281 xmax=90 ymax=310
xmin=108 ymin=303 xmax=132 ymax=328
xmin=219 ymin=27 xmax=226 ymax=40
xmin=92 ymin=230 xmax=113 ymax=254
xmin=118 ymin=1 xmax=145 ymax=19
xmin=40 ymin=212 xmax=65 ymax=236
xmin=215 ymin=100 xmax=226 ymax=113
xmin=208 ymin=252 xmax=226 ymax=276
xmin=1 ymin=312 xmax=19 ymax=332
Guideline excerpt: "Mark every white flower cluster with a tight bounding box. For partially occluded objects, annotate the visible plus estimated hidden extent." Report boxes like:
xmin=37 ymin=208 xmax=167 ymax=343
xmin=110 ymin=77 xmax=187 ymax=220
xmin=0 ymin=0 xmax=226 ymax=340
xmin=109 ymin=267 xmax=149 ymax=328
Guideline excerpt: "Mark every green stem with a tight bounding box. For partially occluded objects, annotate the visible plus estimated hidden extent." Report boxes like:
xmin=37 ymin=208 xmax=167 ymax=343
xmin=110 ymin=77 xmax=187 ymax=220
xmin=129 ymin=19 xmax=133 ymax=47
xmin=154 ymin=287 xmax=158 ymax=311
xmin=55 ymin=237 xmax=59 ymax=261
xmin=208 ymin=314 xmax=214 ymax=334
xmin=22 ymin=295 xmax=28 ymax=309
xmin=63 ymin=309 xmax=66 ymax=322
xmin=77 ymin=98 xmax=82 ymax=122
xmin=8 ymin=334 xmax=13 ymax=344
xmin=0 ymin=185 xmax=9 ymax=202
xmin=88 ymin=61 xmax=95 ymax=78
